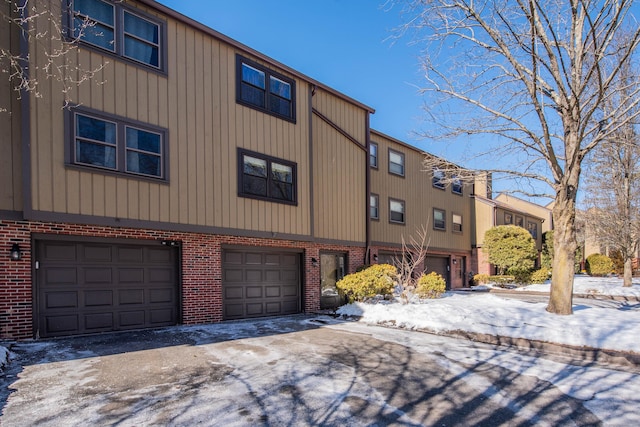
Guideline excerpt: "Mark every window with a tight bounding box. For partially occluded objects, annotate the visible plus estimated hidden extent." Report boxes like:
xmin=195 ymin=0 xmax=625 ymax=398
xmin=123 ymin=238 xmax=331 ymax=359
xmin=370 ymin=194 xmax=379 ymax=220
xmin=237 ymin=55 xmax=296 ymax=122
xmin=68 ymin=107 xmax=167 ymax=179
xmin=433 ymin=168 xmax=445 ymax=189
xmin=452 ymin=214 xmax=462 ymax=233
xmin=452 ymin=175 xmax=463 ymax=195
xmin=370 ymin=142 xmax=378 ymax=168
xmin=433 ymin=208 xmax=446 ymax=230
xmin=389 ymin=199 xmax=405 ymax=224
xmin=70 ymin=0 xmax=164 ymax=70
xmin=504 ymin=213 xmax=513 ymax=224
xmin=515 ymin=216 xmax=524 ymax=227
xmin=238 ymin=149 xmax=297 ymax=204
xmin=388 ymin=149 xmax=405 ymax=176
xmin=527 ymin=222 xmax=538 ymax=239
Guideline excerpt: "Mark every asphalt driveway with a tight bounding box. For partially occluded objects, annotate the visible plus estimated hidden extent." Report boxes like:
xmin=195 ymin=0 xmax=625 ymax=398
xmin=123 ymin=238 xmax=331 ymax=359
xmin=0 ymin=315 xmax=623 ymax=426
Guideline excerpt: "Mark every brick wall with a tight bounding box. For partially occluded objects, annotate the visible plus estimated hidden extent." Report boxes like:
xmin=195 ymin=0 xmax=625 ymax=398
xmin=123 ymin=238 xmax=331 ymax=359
xmin=0 ymin=219 xmax=365 ymax=340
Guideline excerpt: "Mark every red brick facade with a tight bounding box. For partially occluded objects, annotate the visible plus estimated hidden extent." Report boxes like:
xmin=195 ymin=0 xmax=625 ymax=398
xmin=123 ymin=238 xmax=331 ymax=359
xmin=0 ymin=219 xmax=365 ymax=340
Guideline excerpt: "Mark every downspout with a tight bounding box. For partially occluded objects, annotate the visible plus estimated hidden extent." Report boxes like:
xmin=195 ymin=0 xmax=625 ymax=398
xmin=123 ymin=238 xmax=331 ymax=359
xmin=19 ymin=0 xmax=32 ymax=219
xmin=365 ymin=113 xmax=371 ymax=264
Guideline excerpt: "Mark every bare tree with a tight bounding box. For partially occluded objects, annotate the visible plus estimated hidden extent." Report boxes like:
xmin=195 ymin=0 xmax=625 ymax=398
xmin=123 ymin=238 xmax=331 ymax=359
xmin=396 ymin=0 xmax=640 ymax=314
xmin=582 ymin=65 xmax=640 ymax=287
xmin=394 ymin=224 xmax=431 ymax=303
xmin=0 ymin=0 xmax=106 ymax=111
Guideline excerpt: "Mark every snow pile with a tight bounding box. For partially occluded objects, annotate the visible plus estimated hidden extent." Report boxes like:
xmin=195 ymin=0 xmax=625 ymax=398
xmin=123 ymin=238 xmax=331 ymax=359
xmin=337 ymin=276 xmax=640 ymax=353
xmin=518 ymin=274 xmax=640 ymax=297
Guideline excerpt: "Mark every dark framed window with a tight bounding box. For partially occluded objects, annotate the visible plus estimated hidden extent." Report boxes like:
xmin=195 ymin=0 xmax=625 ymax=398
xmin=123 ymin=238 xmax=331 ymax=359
xmin=433 ymin=168 xmax=445 ymax=189
xmin=236 ymin=55 xmax=296 ymax=122
xmin=68 ymin=0 xmax=165 ymax=71
xmin=370 ymin=142 xmax=378 ymax=168
xmin=389 ymin=198 xmax=405 ymax=224
xmin=515 ymin=216 xmax=524 ymax=227
xmin=434 ymin=208 xmax=446 ymax=230
xmin=388 ymin=149 xmax=405 ymax=176
xmin=527 ymin=222 xmax=538 ymax=239
xmin=370 ymin=194 xmax=379 ymax=220
xmin=238 ymin=149 xmax=297 ymax=205
xmin=67 ymin=106 xmax=167 ymax=180
xmin=452 ymin=175 xmax=463 ymax=195
xmin=504 ymin=213 xmax=513 ymax=224
xmin=452 ymin=213 xmax=462 ymax=233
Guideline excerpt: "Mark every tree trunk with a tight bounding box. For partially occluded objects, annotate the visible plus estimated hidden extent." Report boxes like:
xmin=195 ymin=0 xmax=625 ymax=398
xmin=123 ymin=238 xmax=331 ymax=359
xmin=624 ymin=257 xmax=633 ymax=287
xmin=547 ymin=183 xmax=578 ymax=315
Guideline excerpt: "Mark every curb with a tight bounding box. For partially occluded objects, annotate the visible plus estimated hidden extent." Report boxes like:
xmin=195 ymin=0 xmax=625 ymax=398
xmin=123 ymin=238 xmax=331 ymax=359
xmin=462 ymin=287 xmax=640 ymax=303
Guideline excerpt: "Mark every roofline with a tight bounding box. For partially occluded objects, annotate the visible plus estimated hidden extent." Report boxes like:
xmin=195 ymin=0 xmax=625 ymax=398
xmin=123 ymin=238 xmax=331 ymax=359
xmin=495 ymin=193 xmax=553 ymax=212
xmin=370 ymin=128 xmax=468 ymax=170
xmin=137 ymin=0 xmax=375 ymax=113
xmin=473 ymin=195 xmax=546 ymax=222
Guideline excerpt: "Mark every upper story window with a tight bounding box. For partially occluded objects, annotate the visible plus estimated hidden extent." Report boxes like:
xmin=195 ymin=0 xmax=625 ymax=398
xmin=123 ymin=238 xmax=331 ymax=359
xmin=504 ymin=212 xmax=513 ymax=224
xmin=453 ymin=213 xmax=463 ymax=233
xmin=389 ymin=198 xmax=405 ymax=224
xmin=388 ymin=149 xmax=405 ymax=176
xmin=527 ymin=222 xmax=538 ymax=239
xmin=515 ymin=216 xmax=524 ymax=227
xmin=452 ymin=175 xmax=463 ymax=195
xmin=67 ymin=106 xmax=167 ymax=180
xmin=433 ymin=168 xmax=445 ymax=189
xmin=236 ymin=55 xmax=296 ymax=122
xmin=69 ymin=0 xmax=165 ymax=71
xmin=434 ymin=208 xmax=446 ymax=230
xmin=238 ymin=149 xmax=297 ymax=205
xmin=370 ymin=142 xmax=378 ymax=168
xmin=370 ymin=194 xmax=379 ymax=220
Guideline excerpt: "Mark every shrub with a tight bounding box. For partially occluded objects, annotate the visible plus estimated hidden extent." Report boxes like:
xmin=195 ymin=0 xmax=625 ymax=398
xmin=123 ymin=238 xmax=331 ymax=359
xmin=473 ymin=273 xmax=490 ymax=285
xmin=336 ymin=264 xmax=397 ymax=303
xmin=530 ymin=267 xmax=551 ymax=284
xmin=489 ymin=275 xmax=516 ymax=287
xmin=506 ymin=267 xmax=532 ymax=284
xmin=585 ymin=254 xmax=614 ymax=277
xmin=483 ymin=225 xmax=537 ymax=274
xmin=609 ymin=250 xmax=624 ymax=275
xmin=415 ymin=272 xmax=446 ymax=299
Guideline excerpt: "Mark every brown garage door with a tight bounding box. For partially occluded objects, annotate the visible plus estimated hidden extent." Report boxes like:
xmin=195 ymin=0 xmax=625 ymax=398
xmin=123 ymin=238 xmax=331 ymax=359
xmin=36 ymin=239 xmax=179 ymax=338
xmin=222 ymin=249 xmax=301 ymax=320
xmin=425 ymin=256 xmax=450 ymax=289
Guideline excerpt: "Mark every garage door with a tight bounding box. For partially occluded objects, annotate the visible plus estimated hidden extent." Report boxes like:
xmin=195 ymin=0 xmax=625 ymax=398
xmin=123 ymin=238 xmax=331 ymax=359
xmin=36 ymin=239 xmax=179 ymax=338
xmin=222 ymin=249 xmax=301 ymax=320
xmin=425 ymin=256 xmax=450 ymax=289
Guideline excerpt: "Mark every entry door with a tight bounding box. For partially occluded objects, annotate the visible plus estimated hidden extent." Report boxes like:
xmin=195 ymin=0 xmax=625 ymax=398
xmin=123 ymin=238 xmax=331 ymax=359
xmin=320 ymin=253 xmax=346 ymax=309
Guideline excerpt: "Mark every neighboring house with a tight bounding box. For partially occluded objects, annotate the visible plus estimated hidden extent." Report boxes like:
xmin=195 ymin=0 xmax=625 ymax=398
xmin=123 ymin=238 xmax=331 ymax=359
xmin=495 ymin=194 xmax=553 ymax=234
xmin=368 ymin=130 xmax=473 ymax=289
xmin=472 ymin=185 xmax=546 ymax=275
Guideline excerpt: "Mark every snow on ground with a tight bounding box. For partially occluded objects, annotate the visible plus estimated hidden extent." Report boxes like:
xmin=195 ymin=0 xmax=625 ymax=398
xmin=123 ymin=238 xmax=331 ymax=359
xmin=337 ymin=275 xmax=640 ymax=353
xmin=518 ymin=273 xmax=640 ymax=297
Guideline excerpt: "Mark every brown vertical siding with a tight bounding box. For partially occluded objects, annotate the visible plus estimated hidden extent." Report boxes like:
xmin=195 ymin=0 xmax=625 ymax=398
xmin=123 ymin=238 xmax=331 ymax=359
xmin=370 ymin=131 xmax=472 ymax=252
xmin=311 ymin=89 xmax=367 ymax=243
xmin=0 ymin=1 xmax=22 ymax=213
xmin=27 ymin=1 xmax=321 ymax=237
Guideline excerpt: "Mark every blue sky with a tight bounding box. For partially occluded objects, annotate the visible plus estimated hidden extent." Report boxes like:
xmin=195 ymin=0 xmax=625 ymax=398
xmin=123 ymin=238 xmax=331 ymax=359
xmin=157 ymin=0 xmax=437 ymax=155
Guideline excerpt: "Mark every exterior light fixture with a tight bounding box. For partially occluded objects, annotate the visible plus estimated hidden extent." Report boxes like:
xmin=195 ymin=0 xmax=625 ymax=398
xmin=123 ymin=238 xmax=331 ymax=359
xmin=373 ymin=254 xmax=378 ymax=262
xmin=10 ymin=243 xmax=22 ymax=261
xmin=311 ymin=257 xmax=318 ymax=267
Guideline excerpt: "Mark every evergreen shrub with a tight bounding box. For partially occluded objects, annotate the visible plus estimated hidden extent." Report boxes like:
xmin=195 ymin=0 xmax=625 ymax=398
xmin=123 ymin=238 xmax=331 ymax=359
xmin=415 ymin=272 xmax=446 ymax=298
xmin=585 ymin=254 xmax=613 ymax=277
xmin=336 ymin=263 xmax=397 ymax=302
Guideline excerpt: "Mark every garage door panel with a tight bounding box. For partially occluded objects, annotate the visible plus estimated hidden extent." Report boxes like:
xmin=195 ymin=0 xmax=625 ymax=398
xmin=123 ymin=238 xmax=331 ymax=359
xmin=46 ymin=291 xmax=78 ymax=309
xmin=224 ymin=286 xmax=243 ymax=299
xmin=246 ymin=286 xmax=263 ymax=299
xmin=119 ymin=289 xmax=145 ymax=305
xmin=84 ymin=290 xmax=113 ymax=306
xmin=120 ymin=311 xmax=145 ymax=327
xmin=82 ymin=245 xmax=112 ymax=262
xmin=84 ymin=268 xmax=113 ymax=284
xmin=37 ymin=240 xmax=178 ymax=338
xmin=85 ymin=312 xmax=114 ymax=330
xmin=222 ymin=249 xmax=301 ymax=320
xmin=119 ymin=268 xmax=144 ymax=283
xmin=46 ymin=315 xmax=79 ymax=334
xmin=45 ymin=268 xmax=77 ymax=285
xmin=44 ymin=244 xmax=77 ymax=261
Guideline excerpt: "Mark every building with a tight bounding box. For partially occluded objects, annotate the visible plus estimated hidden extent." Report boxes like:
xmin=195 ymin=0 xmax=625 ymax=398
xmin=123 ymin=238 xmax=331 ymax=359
xmin=0 ymin=0 xmax=551 ymax=340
